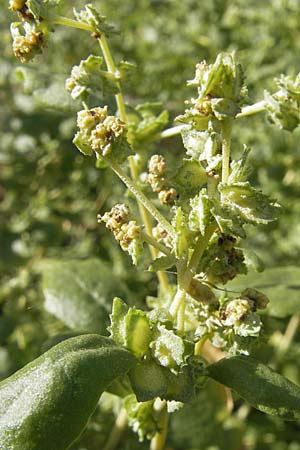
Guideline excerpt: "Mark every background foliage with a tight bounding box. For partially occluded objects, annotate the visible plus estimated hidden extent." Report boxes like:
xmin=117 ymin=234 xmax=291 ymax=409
xmin=1 ymin=0 xmax=300 ymax=448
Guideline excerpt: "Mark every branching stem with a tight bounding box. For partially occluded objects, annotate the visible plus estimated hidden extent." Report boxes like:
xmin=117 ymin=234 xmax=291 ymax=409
xmin=104 ymin=157 xmax=175 ymax=239
xmin=97 ymin=35 xmax=170 ymax=288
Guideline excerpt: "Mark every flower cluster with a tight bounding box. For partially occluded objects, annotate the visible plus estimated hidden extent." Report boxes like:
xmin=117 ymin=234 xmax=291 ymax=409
xmin=199 ymin=234 xmax=247 ymax=284
xmin=98 ymin=204 xmax=142 ymax=264
xmin=146 ymin=154 xmax=177 ymax=205
xmin=73 ymin=106 xmax=131 ymax=162
xmin=10 ymin=21 xmax=46 ymax=63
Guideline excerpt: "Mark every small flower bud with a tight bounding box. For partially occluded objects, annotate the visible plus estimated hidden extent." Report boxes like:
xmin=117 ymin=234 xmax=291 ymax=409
xmin=158 ymin=188 xmax=178 ymax=205
xmin=148 ymin=154 xmax=166 ymax=176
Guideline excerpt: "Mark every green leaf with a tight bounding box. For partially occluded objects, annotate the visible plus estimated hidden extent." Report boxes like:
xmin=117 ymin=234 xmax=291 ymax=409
xmin=226 ymin=266 xmax=300 ymax=318
xmin=128 ymin=103 xmax=169 ymax=145
xmin=171 ymin=206 xmax=191 ymax=257
xmin=228 ymin=146 xmax=252 ymax=183
xmin=129 ymin=358 xmax=195 ymax=402
xmin=0 ymin=334 xmax=136 ymax=450
xmin=124 ymin=395 xmax=158 ymax=441
xmin=219 ymin=181 xmax=280 ymax=225
xmin=180 ymin=127 xmax=209 ymax=159
xmin=189 ymin=189 xmax=212 ymax=235
xmin=207 ymin=356 xmax=300 ymax=420
xmin=25 ymin=0 xmax=61 ymax=20
xmin=42 ymin=259 xmax=125 ymax=334
xmin=73 ymin=130 xmax=94 ymax=156
xmin=173 ymin=159 xmax=207 ymax=200
xmin=148 ymin=255 xmax=175 ymax=272
xmin=66 ymin=55 xmax=119 ymax=101
xmin=73 ymin=4 xmax=116 ymax=37
xmin=264 ymin=74 xmax=300 ymax=132
xmin=170 ymin=380 xmax=242 ymax=450
xmin=109 ymin=298 xmax=152 ymax=357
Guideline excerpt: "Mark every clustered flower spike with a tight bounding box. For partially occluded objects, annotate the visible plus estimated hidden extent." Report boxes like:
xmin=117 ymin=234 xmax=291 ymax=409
xmin=73 ymin=106 xmax=132 ymax=162
xmin=146 ymin=154 xmax=177 ymax=205
xmin=9 ymin=1 xmax=53 ymax=62
xmin=98 ymin=204 xmax=142 ymax=264
xmin=11 ymin=22 xmax=45 ymax=63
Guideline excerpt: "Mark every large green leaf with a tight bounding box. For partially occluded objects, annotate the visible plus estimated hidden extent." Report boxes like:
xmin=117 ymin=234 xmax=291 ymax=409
xmin=226 ymin=266 xmax=300 ymax=318
xmin=207 ymin=356 xmax=300 ymax=420
xmin=42 ymin=259 xmax=125 ymax=333
xmin=0 ymin=334 xmax=136 ymax=450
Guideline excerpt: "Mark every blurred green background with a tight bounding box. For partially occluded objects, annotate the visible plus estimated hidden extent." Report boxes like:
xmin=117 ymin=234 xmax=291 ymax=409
xmin=1 ymin=1 xmax=300 ymax=449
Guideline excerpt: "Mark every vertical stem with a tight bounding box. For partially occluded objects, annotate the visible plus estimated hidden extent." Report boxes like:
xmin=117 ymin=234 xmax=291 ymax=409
xmin=221 ymin=120 xmax=232 ymax=185
xmin=150 ymin=399 xmax=169 ymax=450
xmin=98 ymin=35 xmax=171 ymax=289
xmin=130 ymin=156 xmax=170 ymax=291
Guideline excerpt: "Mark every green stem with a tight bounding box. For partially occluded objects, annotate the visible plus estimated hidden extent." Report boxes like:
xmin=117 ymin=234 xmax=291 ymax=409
xmin=159 ymin=124 xmax=187 ymax=139
xmin=131 ymin=156 xmax=170 ymax=291
xmin=141 ymin=231 xmax=173 ymax=258
xmin=236 ymin=100 xmax=266 ymax=118
xmin=49 ymin=16 xmax=93 ymax=32
xmin=97 ymin=35 xmax=127 ymax=122
xmin=98 ymin=36 xmax=170 ymax=290
xmin=221 ymin=120 xmax=232 ymax=184
xmin=104 ymin=157 xmax=175 ymax=238
xmin=103 ymin=408 xmax=128 ymax=450
xmin=158 ymin=101 xmax=266 ymax=141
xmin=150 ymin=400 xmax=169 ymax=450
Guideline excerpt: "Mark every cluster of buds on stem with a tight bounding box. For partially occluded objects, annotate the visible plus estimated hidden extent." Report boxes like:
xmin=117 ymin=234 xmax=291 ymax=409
xmin=9 ymin=1 xmax=51 ymax=62
xmin=74 ymin=107 xmax=131 ymax=162
xmin=98 ymin=204 xmax=142 ymax=264
xmin=11 ymin=22 xmax=45 ymax=63
xmin=146 ymin=154 xmax=177 ymax=205
xmin=201 ymin=235 xmax=247 ymax=284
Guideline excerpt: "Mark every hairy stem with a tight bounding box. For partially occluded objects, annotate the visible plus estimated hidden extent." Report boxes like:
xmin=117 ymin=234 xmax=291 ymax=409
xmin=98 ymin=36 xmax=171 ymax=289
xmin=49 ymin=15 xmax=93 ymax=32
xmin=131 ymin=157 xmax=170 ymax=290
xmin=158 ymin=100 xmax=266 ymax=141
xmin=236 ymin=100 xmax=266 ymax=118
xmin=97 ymin=35 xmax=127 ymax=122
xmin=141 ymin=231 xmax=173 ymax=258
xmin=105 ymin=157 xmax=175 ymax=238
